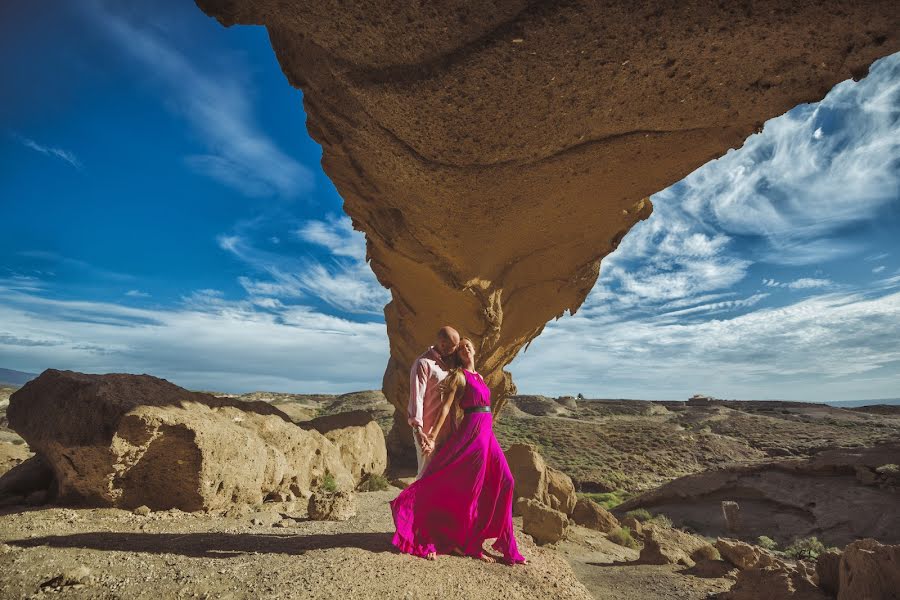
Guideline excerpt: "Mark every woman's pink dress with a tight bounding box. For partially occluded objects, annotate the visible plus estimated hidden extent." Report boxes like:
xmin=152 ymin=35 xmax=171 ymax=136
xmin=389 ymin=369 xmax=526 ymax=564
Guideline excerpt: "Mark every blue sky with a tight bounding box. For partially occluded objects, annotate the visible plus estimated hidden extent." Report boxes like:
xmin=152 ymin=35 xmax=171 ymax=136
xmin=1 ymin=1 xmax=898 ymax=400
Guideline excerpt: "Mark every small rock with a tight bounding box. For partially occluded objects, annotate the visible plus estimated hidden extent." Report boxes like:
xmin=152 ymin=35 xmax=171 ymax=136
xmin=133 ymin=505 xmax=151 ymax=516
xmin=721 ymin=500 xmax=740 ymax=532
xmin=716 ymin=538 xmax=777 ymax=570
xmin=249 ymin=511 xmax=280 ymax=527
xmin=273 ymin=518 xmax=297 ymax=528
xmin=621 ymin=515 xmax=643 ymax=536
xmin=40 ymin=566 xmax=93 ymax=589
xmin=640 ymin=524 xmax=717 ymax=568
xmin=571 ymin=498 xmax=619 ymax=533
xmin=307 ymin=491 xmax=356 ymax=521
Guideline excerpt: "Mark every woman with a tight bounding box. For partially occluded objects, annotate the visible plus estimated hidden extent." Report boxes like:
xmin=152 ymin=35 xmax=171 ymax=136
xmin=389 ymin=337 xmax=527 ymax=565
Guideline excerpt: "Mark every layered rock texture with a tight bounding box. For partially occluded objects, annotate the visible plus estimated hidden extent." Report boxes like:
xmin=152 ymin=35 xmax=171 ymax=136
xmin=7 ymin=370 xmax=356 ymax=511
xmin=618 ymin=444 xmax=900 ymax=546
xmin=194 ymin=0 xmax=899 ymax=455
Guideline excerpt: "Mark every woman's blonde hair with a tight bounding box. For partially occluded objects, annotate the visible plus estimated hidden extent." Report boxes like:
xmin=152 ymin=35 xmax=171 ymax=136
xmin=440 ymin=336 xmax=475 ymax=430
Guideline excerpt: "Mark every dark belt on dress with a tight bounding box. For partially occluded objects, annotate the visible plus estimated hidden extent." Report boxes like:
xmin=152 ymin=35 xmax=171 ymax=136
xmin=464 ymin=406 xmax=492 ymax=414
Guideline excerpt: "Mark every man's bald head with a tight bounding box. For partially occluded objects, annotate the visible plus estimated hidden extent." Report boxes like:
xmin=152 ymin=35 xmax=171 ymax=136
xmin=435 ymin=325 xmax=460 ymax=358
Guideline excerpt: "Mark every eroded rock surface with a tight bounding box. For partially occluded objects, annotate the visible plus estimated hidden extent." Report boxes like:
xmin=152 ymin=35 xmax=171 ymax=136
xmin=7 ymin=370 xmax=354 ymax=510
xmin=194 ymin=0 xmax=899 ymax=457
xmin=618 ymin=444 xmax=900 ymax=546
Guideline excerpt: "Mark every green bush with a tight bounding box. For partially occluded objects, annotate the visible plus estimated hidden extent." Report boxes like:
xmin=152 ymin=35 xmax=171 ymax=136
xmin=757 ymin=536 xmax=778 ymax=551
xmin=608 ymin=526 xmax=640 ymax=550
xmin=579 ymin=490 xmax=630 ymax=510
xmin=785 ymin=537 xmax=827 ymax=560
xmin=625 ymin=508 xmax=653 ymax=522
xmin=649 ymin=514 xmax=672 ymax=528
xmin=321 ymin=472 xmax=337 ymax=493
xmin=692 ymin=544 xmax=721 ymax=561
xmin=356 ymin=473 xmax=390 ymax=492
xmin=876 ymin=463 xmax=899 ymax=476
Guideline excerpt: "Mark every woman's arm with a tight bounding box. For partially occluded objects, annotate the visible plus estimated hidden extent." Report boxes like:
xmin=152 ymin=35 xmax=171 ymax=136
xmin=426 ymin=371 xmax=465 ymax=448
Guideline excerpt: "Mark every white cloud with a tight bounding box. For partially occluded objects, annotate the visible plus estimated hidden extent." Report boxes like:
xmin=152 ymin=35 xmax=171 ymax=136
xmin=125 ymin=289 xmax=150 ymax=298
xmin=0 ymin=287 xmax=387 ymax=394
xmin=219 ymin=217 xmax=389 ymax=315
xmin=81 ymin=2 xmax=312 ymax=198
xmin=11 ymin=133 xmax=82 ymax=169
xmin=510 ymin=289 xmax=900 ymax=401
xmin=873 ymin=266 xmax=886 ymax=274
xmin=763 ymin=278 xmax=833 ymax=289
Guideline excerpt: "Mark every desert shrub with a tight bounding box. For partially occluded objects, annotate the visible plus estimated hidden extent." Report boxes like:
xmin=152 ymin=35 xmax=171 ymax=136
xmin=693 ymin=544 xmax=721 ymax=561
xmin=608 ymin=526 xmax=640 ymax=550
xmin=320 ymin=472 xmax=337 ymax=493
xmin=785 ymin=537 xmax=827 ymax=560
xmin=356 ymin=473 xmax=390 ymax=492
xmin=876 ymin=464 xmax=899 ymax=475
xmin=579 ymin=490 xmax=630 ymax=510
xmin=625 ymin=508 xmax=652 ymax=522
xmin=757 ymin=536 xmax=778 ymax=551
xmin=649 ymin=514 xmax=673 ymax=528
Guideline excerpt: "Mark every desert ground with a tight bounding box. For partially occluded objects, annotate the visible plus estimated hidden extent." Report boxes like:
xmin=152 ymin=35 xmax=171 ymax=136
xmin=1 ymin=382 xmax=898 ymax=599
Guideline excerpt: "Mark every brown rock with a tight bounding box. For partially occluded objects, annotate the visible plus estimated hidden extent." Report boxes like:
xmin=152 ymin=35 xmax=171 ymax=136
xmin=307 ymin=490 xmax=357 ymax=521
xmin=722 ymin=560 xmax=828 ymax=600
xmin=621 ymin=515 xmax=644 ymax=537
xmin=716 ymin=538 xmax=778 ymax=570
xmin=321 ymin=421 xmax=387 ymax=487
xmin=838 ymin=538 xmax=900 ymax=600
xmin=195 ymin=0 xmax=900 ymax=454
xmin=0 ymin=454 xmax=54 ymax=498
xmin=546 ymin=467 xmax=577 ymax=515
xmin=816 ymin=548 xmax=841 ymax=596
xmin=7 ymin=370 xmax=354 ymax=511
xmin=639 ymin=524 xmax=717 ymax=568
xmin=299 ymin=410 xmax=378 ymax=434
xmin=506 ymin=444 xmax=550 ymax=511
xmin=722 ymin=500 xmax=741 ymax=532
xmin=571 ymin=497 xmax=619 ymax=533
xmin=390 ymin=477 xmax=415 ymax=490
xmin=518 ymin=498 xmax=569 ymax=545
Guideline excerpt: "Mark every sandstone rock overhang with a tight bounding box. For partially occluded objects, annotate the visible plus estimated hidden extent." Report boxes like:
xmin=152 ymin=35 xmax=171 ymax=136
xmin=193 ymin=0 xmax=899 ymax=455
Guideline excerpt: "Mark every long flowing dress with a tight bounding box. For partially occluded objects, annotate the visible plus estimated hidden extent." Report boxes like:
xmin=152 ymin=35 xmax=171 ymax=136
xmin=389 ymin=369 xmax=526 ymax=564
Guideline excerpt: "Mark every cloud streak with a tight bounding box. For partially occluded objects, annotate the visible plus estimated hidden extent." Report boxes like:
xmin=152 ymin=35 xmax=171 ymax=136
xmin=11 ymin=133 xmax=82 ymax=169
xmin=81 ymin=1 xmax=312 ymax=198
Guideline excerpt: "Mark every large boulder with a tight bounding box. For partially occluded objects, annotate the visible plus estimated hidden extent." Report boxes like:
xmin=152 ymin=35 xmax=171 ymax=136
xmin=506 ymin=443 xmax=551 ymax=511
xmin=546 ymin=466 xmax=577 ymax=514
xmin=838 ymin=539 xmax=900 ymax=600
xmin=722 ymin=560 xmax=828 ymax=600
xmin=300 ymin=411 xmax=388 ymax=486
xmin=717 ymin=537 xmax=778 ymax=570
xmin=571 ymin=497 xmax=619 ymax=534
xmin=517 ymin=498 xmax=569 ymax=545
xmin=7 ymin=370 xmax=354 ymax=511
xmin=816 ymin=548 xmax=841 ymax=597
xmin=639 ymin=523 xmax=718 ymax=568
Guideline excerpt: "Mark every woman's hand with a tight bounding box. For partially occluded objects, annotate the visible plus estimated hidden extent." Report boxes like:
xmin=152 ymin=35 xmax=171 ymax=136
xmin=422 ymin=434 xmax=436 ymax=455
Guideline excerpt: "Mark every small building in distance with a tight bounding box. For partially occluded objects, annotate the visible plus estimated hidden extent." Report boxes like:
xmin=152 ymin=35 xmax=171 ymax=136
xmin=688 ymin=394 xmax=716 ymax=405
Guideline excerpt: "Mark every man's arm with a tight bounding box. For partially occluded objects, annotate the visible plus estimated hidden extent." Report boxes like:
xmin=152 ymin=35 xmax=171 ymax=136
xmin=408 ymin=359 xmax=429 ymax=444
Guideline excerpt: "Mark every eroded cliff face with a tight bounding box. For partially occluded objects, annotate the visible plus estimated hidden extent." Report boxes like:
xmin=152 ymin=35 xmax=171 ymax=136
xmin=194 ymin=0 xmax=898 ymax=456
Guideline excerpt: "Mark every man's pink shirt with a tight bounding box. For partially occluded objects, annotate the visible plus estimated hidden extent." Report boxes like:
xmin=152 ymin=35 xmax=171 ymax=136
xmin=407 ymin=346 xmax=450 ymax=436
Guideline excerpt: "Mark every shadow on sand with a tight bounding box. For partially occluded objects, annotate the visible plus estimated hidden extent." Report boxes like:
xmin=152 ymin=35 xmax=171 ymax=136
xmin=9 ymin=531 xmax=396 ymax=559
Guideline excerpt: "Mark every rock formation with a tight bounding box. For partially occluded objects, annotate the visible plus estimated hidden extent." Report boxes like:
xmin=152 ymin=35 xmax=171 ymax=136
xmin=618 ymin=444 xmax=900 ymax=546
xmin=638 ymin=523 xmax=718 ymax=568
xmin=837 ymin=539 xmax=900 ymax=600
xmin=194 ymin=0 xmax=899 ymax=458
xmin=7 ymin=370 xmax=355 ymax=511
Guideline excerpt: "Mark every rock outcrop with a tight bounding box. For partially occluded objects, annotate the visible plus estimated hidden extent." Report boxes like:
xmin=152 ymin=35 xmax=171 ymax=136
xmin=716 ymin=538 xmax=778 ymax=571
xmin=300 ymin=410 xmax=388 ymax=486
xmin=7 ymin=370 xmax=354 ymax=511
xmin=618 ymin=444 xmax=900 ymax=546
xmin=571 ymin=497 xmax=619 ymax=534
xmin=638 ymin=523 xmax=718 ymax=568
xmin=194 ymin=0 xmax=900 ymax=458
xmin=837 ymin=539 xmax=900 ymax=600
xmin=517 ymin=497 xmax=569 ymax=545
xmin=721 ymin=560 xmax=827 ymax=600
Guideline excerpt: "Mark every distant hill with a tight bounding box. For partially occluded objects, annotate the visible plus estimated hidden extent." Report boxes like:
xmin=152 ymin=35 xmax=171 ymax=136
xmin=0 ymin=368 xmax=38 ymax=387
xmin=825 ymin=398 xmax=900 ymax=408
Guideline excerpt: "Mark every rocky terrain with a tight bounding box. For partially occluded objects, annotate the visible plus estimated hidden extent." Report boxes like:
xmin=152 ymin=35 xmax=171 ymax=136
xmin=2 ymin=373 xmax=898 ymax=599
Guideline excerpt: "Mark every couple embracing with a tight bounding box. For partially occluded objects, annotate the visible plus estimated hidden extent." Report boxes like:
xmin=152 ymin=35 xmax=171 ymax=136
xmin=389 ymin=326 xmax=528 ymax=565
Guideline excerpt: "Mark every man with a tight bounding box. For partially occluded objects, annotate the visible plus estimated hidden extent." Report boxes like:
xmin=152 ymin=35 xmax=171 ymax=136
xmin=408 ymin=325 xmax=460 ymax=479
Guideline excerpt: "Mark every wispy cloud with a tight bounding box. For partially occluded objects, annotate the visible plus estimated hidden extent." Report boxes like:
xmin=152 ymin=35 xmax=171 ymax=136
xmin=125 ymin=289 xmax=150 ymax=298
xmin=17 ymin=250 xmax=133 ymax=282
xmin=0 ymin=286 xmax=387 ymax=393
xmin=762 ymin=278 xmax=833 ymax=290
xmin=80 ymin=2 xmax=312 ymax=198
xmin=11 ymin=133 xmax=82 ymax=169
xmin=219 ymin=215 xmax=389 ymax=315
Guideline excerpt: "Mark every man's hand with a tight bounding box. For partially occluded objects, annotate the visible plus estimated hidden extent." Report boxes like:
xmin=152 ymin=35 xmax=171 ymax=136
xmin=421 ymin=435 xmax=436 ymax=456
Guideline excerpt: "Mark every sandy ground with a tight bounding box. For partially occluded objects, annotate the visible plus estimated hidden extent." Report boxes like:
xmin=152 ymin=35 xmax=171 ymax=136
xmin=0 ymin=488 xmax=735 ymax=600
